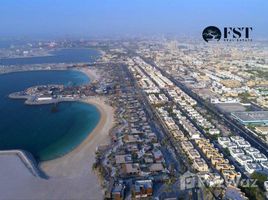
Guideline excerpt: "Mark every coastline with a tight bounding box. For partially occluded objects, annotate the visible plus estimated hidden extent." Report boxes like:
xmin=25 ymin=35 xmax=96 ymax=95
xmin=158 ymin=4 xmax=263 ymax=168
xmin=39 ymin=66 xmax=113 ymax=199
xmin=0 ymin=44 xmax=115 ymax=199
xmin=76 ymin=66 xmax=99 ymax=81
xmin=0 ymin=66 xmax=113 ymax=199
xmin=40 ymin=96 xmax=114 ymax=199
xmin=0 ymin=97 xmax=114 ymax=200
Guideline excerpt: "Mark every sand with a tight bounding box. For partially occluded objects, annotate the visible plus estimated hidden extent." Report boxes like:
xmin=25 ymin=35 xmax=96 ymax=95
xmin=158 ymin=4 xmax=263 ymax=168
xmin=41 ymin=96 xmax=113 ymax=175
xmin=39 ymin=67 xmax=113 ymax=199
xmin=38 ymin=96 xmax=114 ymax=199
xmin=0 ymin=97 xmax=114 ymax=200
xmin=0 ymin=67 xmax=113 ymax=200
xmin=77 ymin=67 xmax=100 ymax=81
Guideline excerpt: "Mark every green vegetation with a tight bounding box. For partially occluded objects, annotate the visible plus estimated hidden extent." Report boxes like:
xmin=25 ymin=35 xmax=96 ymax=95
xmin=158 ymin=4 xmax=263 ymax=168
xmin=161 ymin=137 xmax=169 ymax=147
xmin=92 ymin=159 xmax=106 ymax=177
xmin=222 ymin=148 xmax=231 ymax=156
xmin=238 ymin=92 xmax=251 ymax=103
xmin=209 ymin=134 xmax=219 ymax=141
xmin=247 ymin=124 xmax=256 ymax=131
xmin=206 ymin=115 xmax=212 ymax=121
xmin=240 ymin=172 xmax=268 ymax=200
xmin=245 ymin=69 xmax=268 ymax=79
xmin=204 ymin=127 xmax=209 ymax=132
xmin=167 ymin=106 xmax=174 ymax=114
xmin=251 ymin=172 xmax=268 ymax=191
xmin=240 ymin=186 xmax=265 ymax=200
xmin=255 ymin=70 xmax=268 ymax=79
xmin=131 ymin=152 xmax=138 ymax=161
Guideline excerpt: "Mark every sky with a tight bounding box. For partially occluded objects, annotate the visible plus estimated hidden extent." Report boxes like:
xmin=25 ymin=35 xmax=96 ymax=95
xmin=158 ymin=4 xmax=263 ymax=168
xmin=0 ymin=0 xmax=267 ymax=39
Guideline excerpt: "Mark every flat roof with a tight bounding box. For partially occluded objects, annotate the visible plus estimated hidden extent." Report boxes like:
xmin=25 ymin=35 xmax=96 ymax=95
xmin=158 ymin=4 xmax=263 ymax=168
xmin=218 ymin=137 xmax=230 ymax=142
xmin=237 ymin=140 xmax=250 ymax=145
xmin=252 ymin=153 xmax=267 ymax=159
xmin=216 ymin=103 xmax=247 ymax=113
xmin=261 ymin=162 xmax=268 ymax=168
xmin=230 ymin=136 xmax=244 ymax=141
xmin=246 ymin=162 xmax=262 ymax=169
xmin=237 ymin=155 xmax=253 ymax=161
xmin=244 ymin=147 xmax=259 ymax=153
xmin=232 ymin=111 xmax=268 ymax=123
xmin=225 ymin=142 xmax=237 ymax=148
xmin=230 ymin=148 xmax=244 ymax=154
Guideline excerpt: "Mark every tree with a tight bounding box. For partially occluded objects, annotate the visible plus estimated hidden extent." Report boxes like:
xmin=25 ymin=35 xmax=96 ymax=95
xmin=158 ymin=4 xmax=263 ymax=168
xmin=239 ymin=172 xmax=268 ymax=200
xmin=251 ymin=172 xmax=268 ymax=191
xmin=222 ymin=148 xmax=230 ymax=156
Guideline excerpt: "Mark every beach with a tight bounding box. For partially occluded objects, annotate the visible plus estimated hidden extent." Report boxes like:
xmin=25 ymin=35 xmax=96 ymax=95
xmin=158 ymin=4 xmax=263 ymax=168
xmin=77 ymin=67 xmax=100 ymax=81
xmin=0 ymin=96 xmax=113 ymax=199
xmin=38 ymin=96 xmax=114 ymax=199
xmin=0 ymin=67 xmax=113 ymax=200
xmin=38 ymin=68 xmax=114 ymax=199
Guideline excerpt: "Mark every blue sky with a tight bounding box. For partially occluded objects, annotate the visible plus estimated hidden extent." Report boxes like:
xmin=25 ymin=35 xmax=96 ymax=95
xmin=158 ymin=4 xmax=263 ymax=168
xmin=0 ymin=0 xmax=267 ymax=38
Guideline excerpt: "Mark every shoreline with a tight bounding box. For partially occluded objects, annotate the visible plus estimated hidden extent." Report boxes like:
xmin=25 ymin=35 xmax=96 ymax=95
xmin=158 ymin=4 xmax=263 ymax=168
xmin=40 ymin=96 xmax=114 ymax=199
xmin=0 ymin=66 xmax=100 ymax=83
xmin=6 ymin=67 xmax=98 ymax=106
xmin=39 ymin=67 xmax=113 ymax=199
xmin=0 ymin=66 xmax=115 ymax=199
xmin=0 ymin=96 xmax=114 ymax=200
xmin=75 ymin=66 xmax=99 ymax=81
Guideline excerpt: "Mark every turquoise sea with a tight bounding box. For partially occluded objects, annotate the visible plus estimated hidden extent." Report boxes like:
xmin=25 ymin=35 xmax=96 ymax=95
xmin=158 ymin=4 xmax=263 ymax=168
xmin=0 ymin=49 xmax=101 ymax=161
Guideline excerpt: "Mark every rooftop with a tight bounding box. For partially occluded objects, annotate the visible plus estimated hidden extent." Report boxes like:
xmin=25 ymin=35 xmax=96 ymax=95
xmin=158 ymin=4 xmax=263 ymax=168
xmin=237 ymin=155 xmax=253 ymax=161
xmin=230 ymin=136 xmax=244 ymax=142
xmin=244 ymin=147 xmax=260 ymax=154
xmin=232 ymin=111 xmax=268 ymax=124
xmin=245 ymin=162 xmax=262 ymax=170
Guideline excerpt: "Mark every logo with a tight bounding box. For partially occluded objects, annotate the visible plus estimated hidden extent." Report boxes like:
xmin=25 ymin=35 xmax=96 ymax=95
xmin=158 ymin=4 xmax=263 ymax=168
xmin=202 ymin=26 xmax=222 ymax=42
xmin=202 ymin=26 xmax=253 ymax=42
xmin=180 ymin=171 xmax=205 ymax=190
xmin=179 ymin=171 xmax=258 ymax=190
xmin=180 ymin=171 xmax=197 ymax=190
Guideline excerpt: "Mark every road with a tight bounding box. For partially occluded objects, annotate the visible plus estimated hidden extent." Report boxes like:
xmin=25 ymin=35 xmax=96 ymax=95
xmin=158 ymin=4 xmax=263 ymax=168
xmin=133 ymin=55 xmax=260 ymax=188
xmin=141 ymin=56 xmax=268 ymax=158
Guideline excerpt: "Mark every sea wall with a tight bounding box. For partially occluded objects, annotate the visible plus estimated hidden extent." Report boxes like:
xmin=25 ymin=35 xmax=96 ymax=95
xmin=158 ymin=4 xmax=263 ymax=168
xmin=0 ymin=150 xmax=46 ymax=178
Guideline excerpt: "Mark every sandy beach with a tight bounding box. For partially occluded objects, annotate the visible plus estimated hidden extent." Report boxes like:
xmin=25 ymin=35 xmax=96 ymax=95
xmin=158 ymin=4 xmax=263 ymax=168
xmin=39 ymin=66 xmax=113 ymax=199
xmin=77 ymin=67 xmax=100 ymax=81
xmin=0 ymin=67 xmax=113 ymax=200
xmin=39 ymin=96 xmax=114 ymax=199
xmin=0 ymin=96 xmax=114 ymax=200
xmin=40 ymin=96 xmax=113 ymax=175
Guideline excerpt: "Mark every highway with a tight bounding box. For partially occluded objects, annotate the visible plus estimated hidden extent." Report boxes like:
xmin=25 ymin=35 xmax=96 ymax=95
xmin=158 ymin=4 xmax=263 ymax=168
xmin=141 ymin=56 xmax=268 ymax=158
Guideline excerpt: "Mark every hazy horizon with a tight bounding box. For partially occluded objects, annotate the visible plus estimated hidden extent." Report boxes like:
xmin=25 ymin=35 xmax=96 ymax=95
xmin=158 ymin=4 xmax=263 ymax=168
xmin=0 ymin=0 xmax=268 ymax=39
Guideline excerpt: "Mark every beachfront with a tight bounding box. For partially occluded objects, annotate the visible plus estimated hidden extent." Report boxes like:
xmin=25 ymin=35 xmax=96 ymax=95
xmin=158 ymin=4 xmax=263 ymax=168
xmin=40 ymin=96 xmax=114 ymax=199
xmin=0 ymin=67 xmax=115 ymax=199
